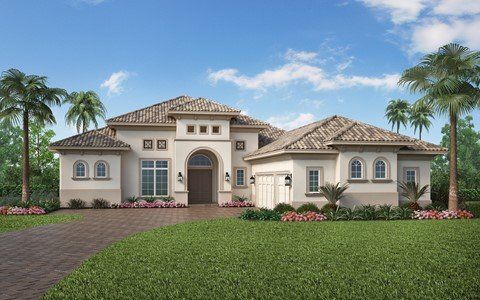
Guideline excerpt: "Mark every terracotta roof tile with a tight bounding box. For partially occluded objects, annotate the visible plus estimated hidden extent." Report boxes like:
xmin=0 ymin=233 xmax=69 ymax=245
xmin=169 ymin=97 xmax=241 ymax=113
xmin=50 ymin=127 xmax=130 ymax=149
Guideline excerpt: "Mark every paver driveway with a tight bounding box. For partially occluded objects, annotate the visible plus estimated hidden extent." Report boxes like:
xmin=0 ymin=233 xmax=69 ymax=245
xmin=0 ymin=206 xmax=244 ymax=300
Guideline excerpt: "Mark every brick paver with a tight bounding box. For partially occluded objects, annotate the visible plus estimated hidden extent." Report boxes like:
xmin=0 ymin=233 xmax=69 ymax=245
xmin=0 ymin=205 xmax=244 ymax=299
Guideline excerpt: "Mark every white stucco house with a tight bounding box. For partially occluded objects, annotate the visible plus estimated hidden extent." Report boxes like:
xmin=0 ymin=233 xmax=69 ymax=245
xmin=49 ymin=95 xmax=446 ymax=208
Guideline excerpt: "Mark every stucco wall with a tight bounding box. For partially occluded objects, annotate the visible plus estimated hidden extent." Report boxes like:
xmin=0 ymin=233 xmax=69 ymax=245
xmin=176 ymin=119 xmax=230 ymax=140
xmin=397 ymin=154 xmax=433 ymax=205
xmin=230 ymin=131 xmax=258 ymax=200
xmin=59 ymin=153 xmax=122 ymax=207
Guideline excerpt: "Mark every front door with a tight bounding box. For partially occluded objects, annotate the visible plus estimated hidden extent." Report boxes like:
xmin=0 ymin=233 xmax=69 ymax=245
xmin=188 ymin=169 xmax=213 ymax=204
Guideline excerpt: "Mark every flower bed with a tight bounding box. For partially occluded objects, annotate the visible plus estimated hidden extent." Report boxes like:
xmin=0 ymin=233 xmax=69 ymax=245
xmin=412 ymin=210 xmax=474 ymax=220
xmin=219 ymin=201 xmax=255 ymax=208
xmin=111 ymin=200 xmax=187 ymax=209
xmin=0 ymin=205 xmax=46 ymax=215
xmin=281 ymin=211 xmax=328 ymax=222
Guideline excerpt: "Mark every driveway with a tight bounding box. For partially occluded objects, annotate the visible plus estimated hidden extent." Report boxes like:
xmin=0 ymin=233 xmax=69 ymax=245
xmin=0 ymin=206 xmax=244 ymax=300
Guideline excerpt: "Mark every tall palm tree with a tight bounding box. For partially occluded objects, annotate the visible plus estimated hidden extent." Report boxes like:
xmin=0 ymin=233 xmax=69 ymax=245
xmin=399 ymin=43 xmax=480 ymax=210
xmin=64 ymin=91 xmax=106 ymax=133
xmin=0 ymin=69 xmax=66 ymax=202
xmin=385 ymin=99 xmax=410 ymax=133
xmin=409 ymin=101 xmax=434 ymax=140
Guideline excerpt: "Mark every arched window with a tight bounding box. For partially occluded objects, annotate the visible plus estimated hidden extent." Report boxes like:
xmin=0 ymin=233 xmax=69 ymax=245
xmin=95 ymin=161 xmax=108 ymax=178
xmin=374 ymin=159 xmax=387 ymax=179
xmin=74 ymin=161 xmax=88 ymax=178
xmin=188 ymin=154 xmax=212 ymax=167
xmin=350 ymin=159 xmax=364 ymax=179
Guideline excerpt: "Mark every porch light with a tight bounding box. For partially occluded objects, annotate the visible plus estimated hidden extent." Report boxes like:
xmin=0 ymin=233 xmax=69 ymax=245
xmin=284 ymin=174 xmax=292 ymax=187
xmin=249 ymin=175 xmax=255 ymax=184
xmin=225 ymin=172 xmax=230 ymax=181
xmin=177 ymin=172 xmax=183 ymax=182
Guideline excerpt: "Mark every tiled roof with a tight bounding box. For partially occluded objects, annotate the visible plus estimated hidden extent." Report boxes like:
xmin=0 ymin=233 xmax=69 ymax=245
xmin=259 ymin=126 xmax=286 ymax=148
xmin=169 ymin=97 xmax=241 ymax=113
xmin=49 ymin=127 xmax=130 ymax=149
xmin=247 ymin=115 xmax=446 ymax=158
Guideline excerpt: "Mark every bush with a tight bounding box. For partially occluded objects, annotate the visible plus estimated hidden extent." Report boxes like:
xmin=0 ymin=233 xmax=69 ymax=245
xmin=273 ymin=203 xmax=295 ymax=214
xmin=35 ymin=198 xmax=60 ymax=213
xmin=320 ymin=203 xmax=338 ymax=214
xmin=281 ymin=211 xmax=327 ymax=222
xmin=91 ymin=198 xmax=110 ymax=209
xmin=68 ymin=198 xmax=86 ymax=209
xmin=126 ymin=196 xmax=138 ymax=203
xmin=392 ymin=207 xmax=413 ymax=220
xmin=296 ymin=203 xmax=320 ymax=214
xmin=425 ymin=201 xmax=447 ymax=211
xmin=232 ymin=195 xmax=248 ymax=202
xmin=239 ymin=208 xmax=281 ymax=221
xmin=459 ymin=189 xmax=480 ymax=202
xmin=160 ymin=196 xmax=175 ymax=202
xmin=353 ymin=205 xmax=377 ymax=220
xmin=377 ymin=205 xmax=395 ymax=220
xmin=401 ymin=201 xmax=422 ymax=211
xmin=142 ymin=196 xmax=156 ymax=203
xmin=466 ymin=201 xmax=480 ymax=218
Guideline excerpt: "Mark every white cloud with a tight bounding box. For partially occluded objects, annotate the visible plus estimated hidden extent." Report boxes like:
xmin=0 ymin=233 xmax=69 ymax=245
xmin=208 ymin=62 xmax=399 ymax=92
xmin=336 ymin=56 xmax=355 ymax=72
xmin=267 ymin=113 xmax=315 ymax=131
xmin=284 ymin=49 xmax=318 ymax=62
xmin=433 ymin=0 xmax=480 ymax=16
xmin=358 ymin=0 xmax=428 ymax=24
xmin=100 ymin=70 xmax=132 ymax=95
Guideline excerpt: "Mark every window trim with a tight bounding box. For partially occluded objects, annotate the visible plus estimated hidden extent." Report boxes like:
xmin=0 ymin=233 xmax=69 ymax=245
xmin=348 ymin=157 xmax=367 ymax=182
xmin=94 ymin=160 xmax=110 ymax=180
xmin=211 ymin=125 xmax=221 ymax=135
xmin=73 ymin=160 xmax=89 ymax=180
xmin=403 ymin=167 xmax=420 ymax=184
xmin=186 ymin=125 xmax=196 ymax=135
xmin=233 ymin=167 xmax=247 ymax=188
xmin=156 ymin=139 xmax=168 ymax=151
xmin=142 ymin=139 xmax=154 ymax=151
xmin=235 ymin=140 xmax=246 ymax=151
xmin=373 ymin=157 xmax=390 ymax=180
xmin=199 ymin=125 xmax=208 ymax=135
xmin=305 ymin=167 xmax=324 ymax=195
xmin=139 ymin=158 xmax=171 ymax=197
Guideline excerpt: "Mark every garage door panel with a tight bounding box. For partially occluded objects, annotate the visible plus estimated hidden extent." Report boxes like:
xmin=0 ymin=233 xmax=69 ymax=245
xmin=255 ymin=173 xmax=290 ymax=209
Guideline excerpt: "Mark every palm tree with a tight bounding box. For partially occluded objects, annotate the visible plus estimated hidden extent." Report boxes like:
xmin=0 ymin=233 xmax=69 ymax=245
xmin=399 ymin=43 xmax=480 ymax=210
xmin=0 ymin=69 xmax=66 ymax=202
xmin=319 ymin=182 xmax=349 ymax=208
xmin=385 ymin=99 xmax=410 ymax=133
xmin=409 ymin=101 xmax=434 ymax=140
xmin=65 ymin=91 xmax=106 ymax=133
xmin=398 ymin=181 xmax=430 ymax=210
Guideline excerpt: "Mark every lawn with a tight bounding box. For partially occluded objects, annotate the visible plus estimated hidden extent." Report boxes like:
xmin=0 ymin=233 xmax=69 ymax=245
xmin=0 ymin=214 xmax=82 ymax=233
xmin=44 ymin=218 xmax=480 ymax=299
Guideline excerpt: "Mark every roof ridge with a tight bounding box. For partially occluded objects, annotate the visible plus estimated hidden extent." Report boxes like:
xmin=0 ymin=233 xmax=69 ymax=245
xmin=325 ymin=120 xmax=357 ymax=141
xmin=284 ymin=115 xmax=337 ymax=149
xmin=168 ymin=96 xmax=197 ymax=111
xmin=338 ymin=115 xmax=416 ymax=142
xmin=198 ymin=96 xmax=241 ymax=112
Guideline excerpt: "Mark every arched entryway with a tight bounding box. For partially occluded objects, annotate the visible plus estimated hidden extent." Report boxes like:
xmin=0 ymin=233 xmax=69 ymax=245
xmin=187 ymin=151 xmax=219 ymax=204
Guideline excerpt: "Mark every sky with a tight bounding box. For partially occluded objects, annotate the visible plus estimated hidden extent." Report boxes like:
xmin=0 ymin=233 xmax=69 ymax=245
xmin=1 ymin=0 xmax=479 ymax=143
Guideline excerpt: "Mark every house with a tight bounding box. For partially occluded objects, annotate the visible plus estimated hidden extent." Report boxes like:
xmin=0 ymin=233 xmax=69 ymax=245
xmin=49 ymin=95 xmax=446 ymax=208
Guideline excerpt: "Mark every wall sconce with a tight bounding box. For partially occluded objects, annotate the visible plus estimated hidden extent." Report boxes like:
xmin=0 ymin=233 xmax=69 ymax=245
xmin=177 ymin=172 xmax=183 ymax=182
xmin=249 ymin=175 xmax=255 ymax=184
xmin=225 ymin=172 xmax=230 ymax=181
xmin=284 ymin=174 xmax=292 ymax=187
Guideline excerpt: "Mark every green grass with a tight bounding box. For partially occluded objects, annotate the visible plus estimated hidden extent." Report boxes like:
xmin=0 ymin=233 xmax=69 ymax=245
xmin=0 ymin=214 xmax=82 ymax=233
xmin=44 ymin=219 xmax=480 ymax=299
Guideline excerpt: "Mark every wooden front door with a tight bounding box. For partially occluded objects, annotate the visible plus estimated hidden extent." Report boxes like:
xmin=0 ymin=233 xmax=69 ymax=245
xmin=188 ymin=169 xmax=213 ymax=204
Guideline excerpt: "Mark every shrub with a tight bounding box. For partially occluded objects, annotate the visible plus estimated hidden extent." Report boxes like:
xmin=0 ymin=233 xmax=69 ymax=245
xmin=142 ymin=196 xmax=156 ymax=203
xmin=220 ymin=201 xmax=254 ymax=207
xmin=297 ymin=203 xmax=320 ymax=214
xmin=35 ymin=198 xmax=60 ymax=213
xmin=281 ymin=211 xmax=327 ymax=222
xmin=239 ymin=208 xmax=281 ymax=221
xmin=0 ymin=205 xmax=46 ymax=215
xmin=412 ymin=210 xmax=474 ymax=220
xmin=232 ymin=195 xmax=249 ymax=202
xmin=273 ymin=203 xmax=295 ymax=214
xmin=398 ymin=182 xmax=429 ymax=207
xmin=68 ymin=198 xmax=86 ymax=209
xmin=401 ymin=201 xmax=422 ymax=211
xmin=425 ymin=201 xmax=447 ymax=211
xmin=91 ymin=198 xmax=110 ymax=209
xmin=393 ymin=207 xmax=413 ymax=220
xmin=466 ymin=201 xmax=480 ymax=218
xmin=353 ymin=205 xmax=377 ymax=220
xmin=159 ymin=196 xmax=175 ymax=202
xmin=318 ymin=182 xmax=349 ymax=205
xmin=239 ymin=209 xmax=258 ymax=220
xmin=126 ymin=196 xmax=138 ymax=203
xmin=377 ymin=205 xmax=395 ymax=220
xmin=320 ymin=203 xmax=338 ymax=214
xmin=459 ymin=189 xmax=480 ymax=202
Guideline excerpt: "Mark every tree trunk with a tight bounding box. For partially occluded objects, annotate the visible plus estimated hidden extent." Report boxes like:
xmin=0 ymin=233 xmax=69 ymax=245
xmin=448 ymin=113 xmax=459 ymax=210
xmin=419 ymin=127 xmax=422 ymax=140
xmin=21 ymin=110 xmax=30 ymax=202
xmin=396 ymin=123 xmax=400 ymax=133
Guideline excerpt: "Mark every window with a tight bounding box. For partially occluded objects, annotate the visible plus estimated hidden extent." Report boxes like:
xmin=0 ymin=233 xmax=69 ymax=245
xmin=187 ymin=125 xmax=196 ymax=134
xmin=212 ymin=125 xmax=220 ymax=134
xmin=188 ymin=154 xmax=212 ymax=167
xmin=143 ymin=139 xmax=153 ymax=150
xmin=95 ymin=161 xmax=108 ymax=178
xmin=74 ymin=161 xmax=87 ymax=178
xmin=235 ymin=168 xmax=246 ymax=187
xmin=405 ymin=169 xmax=418 ymax=184
xmin=141 ymin=160 xmax=168 ymax=196
xmin=374 ymin=160 xmax=387 ymax=179
xmin=199 ymin=125 xmax=208 ymax=134
xmin=157 ymin=139 xmax=167 ymax=150
xmin=307 ymin=169 xmax=321 ymax=192
xmin=235 ymin=140 xmax=246 ymax=151
xmin=350 ymin=159 xmax=363 ymax=179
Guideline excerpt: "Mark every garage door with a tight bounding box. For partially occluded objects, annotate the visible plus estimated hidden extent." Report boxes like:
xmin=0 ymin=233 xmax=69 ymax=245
xmin=255 ymin=173 xmax=291 ymax=209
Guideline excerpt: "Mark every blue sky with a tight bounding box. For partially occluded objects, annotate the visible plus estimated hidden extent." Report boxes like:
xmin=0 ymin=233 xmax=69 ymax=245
xmin=1 ymin=0 xmax=479 ymax=143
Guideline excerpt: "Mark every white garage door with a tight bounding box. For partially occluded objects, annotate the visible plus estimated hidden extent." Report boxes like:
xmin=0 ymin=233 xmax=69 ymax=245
xmin=255 ymin=173 xmax=291 ymax=209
